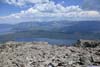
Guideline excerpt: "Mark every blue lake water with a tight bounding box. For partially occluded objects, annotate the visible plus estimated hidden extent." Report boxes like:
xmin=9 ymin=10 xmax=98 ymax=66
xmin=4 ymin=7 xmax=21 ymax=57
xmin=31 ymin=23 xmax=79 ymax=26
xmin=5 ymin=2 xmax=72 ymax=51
xmin=15 ymin=38 xmax=77 ymax=45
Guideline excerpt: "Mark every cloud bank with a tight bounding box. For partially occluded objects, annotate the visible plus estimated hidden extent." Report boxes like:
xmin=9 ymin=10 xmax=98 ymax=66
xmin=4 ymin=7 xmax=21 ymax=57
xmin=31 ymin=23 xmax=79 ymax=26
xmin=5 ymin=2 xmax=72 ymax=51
xmin=0 ymin=0 xmax=100 ymax=24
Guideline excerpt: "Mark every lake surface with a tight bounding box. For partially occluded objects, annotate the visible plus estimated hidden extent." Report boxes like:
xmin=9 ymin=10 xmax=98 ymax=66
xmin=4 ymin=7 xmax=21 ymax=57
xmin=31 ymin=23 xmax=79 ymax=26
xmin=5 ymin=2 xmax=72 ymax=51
xmin=15 ymin=38 xmax=77 ymax=45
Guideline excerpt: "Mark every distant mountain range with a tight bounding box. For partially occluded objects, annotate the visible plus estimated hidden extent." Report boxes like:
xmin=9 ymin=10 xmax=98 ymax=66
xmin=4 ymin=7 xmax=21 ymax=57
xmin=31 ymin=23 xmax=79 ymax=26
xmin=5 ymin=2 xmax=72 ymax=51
xmin=0 ymin=21 xmax=100 ymax=42
xmin=0 ymin=21 xmax=100 ymax=33
xmin=0 ymin=21 xmax=78 ymax=34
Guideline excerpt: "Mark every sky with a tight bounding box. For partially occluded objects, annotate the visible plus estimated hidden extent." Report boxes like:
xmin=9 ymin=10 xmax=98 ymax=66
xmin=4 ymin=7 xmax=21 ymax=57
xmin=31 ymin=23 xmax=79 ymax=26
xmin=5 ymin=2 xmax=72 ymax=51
xmin=0 ymin=0 xmax=100 ymax=24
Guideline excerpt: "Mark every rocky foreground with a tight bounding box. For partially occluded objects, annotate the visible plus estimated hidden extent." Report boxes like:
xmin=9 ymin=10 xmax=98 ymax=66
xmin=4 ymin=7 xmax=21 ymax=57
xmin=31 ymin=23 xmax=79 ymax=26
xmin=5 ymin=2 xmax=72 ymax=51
xmin=0 ymin=40 xmax=100 ymax=67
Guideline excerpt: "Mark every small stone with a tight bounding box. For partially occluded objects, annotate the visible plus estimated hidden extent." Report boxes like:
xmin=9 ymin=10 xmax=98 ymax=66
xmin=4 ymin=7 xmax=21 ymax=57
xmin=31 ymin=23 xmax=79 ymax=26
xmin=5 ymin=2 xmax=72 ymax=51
xmin=48 ymin=63 xmax=55 ymax=67
xmin=57 ymin=62 xmax=64 ymax=66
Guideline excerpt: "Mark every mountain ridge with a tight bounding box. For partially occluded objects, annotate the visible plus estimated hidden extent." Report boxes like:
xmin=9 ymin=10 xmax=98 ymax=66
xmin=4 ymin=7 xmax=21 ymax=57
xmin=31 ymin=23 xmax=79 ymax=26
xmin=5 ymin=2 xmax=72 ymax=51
xmin=0 ymin=21 xmax=100 ymax=42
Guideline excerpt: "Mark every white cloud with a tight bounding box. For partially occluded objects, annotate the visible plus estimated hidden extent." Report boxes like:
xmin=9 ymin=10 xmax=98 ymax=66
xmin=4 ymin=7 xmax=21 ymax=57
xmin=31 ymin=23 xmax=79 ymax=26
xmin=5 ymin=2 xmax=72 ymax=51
xmin=34 ymin=1 xmax=56 ymax=12
xmin=5 ymin=0 xmax=25 ymax=6
xmin=4 ymin=0 xmax=49 ymax=6
xmin=79 ymin=11 xmax=100 ymax=17
xmin=0 ymin=0 xmax=100 ymax=24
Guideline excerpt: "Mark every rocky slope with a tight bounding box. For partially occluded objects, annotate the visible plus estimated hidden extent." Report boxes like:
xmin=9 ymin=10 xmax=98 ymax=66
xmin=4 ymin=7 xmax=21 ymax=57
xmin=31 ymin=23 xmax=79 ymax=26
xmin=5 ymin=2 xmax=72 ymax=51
xmin=0 ymin=40 xmax=100 ymax=67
